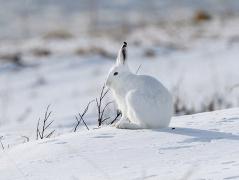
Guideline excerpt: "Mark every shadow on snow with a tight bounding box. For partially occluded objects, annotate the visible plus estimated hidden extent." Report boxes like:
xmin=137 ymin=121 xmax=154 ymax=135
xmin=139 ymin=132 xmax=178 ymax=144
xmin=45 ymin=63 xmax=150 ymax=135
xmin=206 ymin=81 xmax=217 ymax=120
xmin=157 ymin=127 xmax=239 ymax=143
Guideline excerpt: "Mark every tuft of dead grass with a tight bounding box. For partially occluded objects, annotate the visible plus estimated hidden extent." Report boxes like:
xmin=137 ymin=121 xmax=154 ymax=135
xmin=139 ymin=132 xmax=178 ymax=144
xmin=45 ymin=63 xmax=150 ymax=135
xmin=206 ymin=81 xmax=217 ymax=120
xmin=193 ymin=10 xmax=212 ymax=23
xmin=0 ymin=52 xmax=23 ymax=66
xmin=75 ymin=46 xmax=115 ymax=59
xmin=143 ymin=48 xmax=156 ymax=58
xmin=43 ymin=29 xmax=73 ymax=40
xmin=30 ymin=47 xmax=51 ymax=57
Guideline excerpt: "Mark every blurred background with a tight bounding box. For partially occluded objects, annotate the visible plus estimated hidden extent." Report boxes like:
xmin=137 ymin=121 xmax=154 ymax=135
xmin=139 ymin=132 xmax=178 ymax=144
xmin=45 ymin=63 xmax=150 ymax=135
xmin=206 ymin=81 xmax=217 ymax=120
xmin=0 ymin=0 xmax=239 ymax=144
xmin=0 ymin=0 xmax=239 ymax=40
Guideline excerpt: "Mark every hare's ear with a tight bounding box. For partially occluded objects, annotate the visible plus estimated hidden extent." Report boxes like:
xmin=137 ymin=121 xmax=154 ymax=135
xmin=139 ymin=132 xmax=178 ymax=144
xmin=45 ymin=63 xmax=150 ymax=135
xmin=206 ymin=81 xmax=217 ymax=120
xmin=116 ymin=42 xmax=127 ymax=65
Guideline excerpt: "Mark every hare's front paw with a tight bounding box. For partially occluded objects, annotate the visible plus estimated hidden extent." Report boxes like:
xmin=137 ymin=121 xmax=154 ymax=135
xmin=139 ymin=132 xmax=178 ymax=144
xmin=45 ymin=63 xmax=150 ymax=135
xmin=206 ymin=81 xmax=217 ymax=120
xmin=114 ymin=116 xmax=141 ymax=129
xmin=115 ymin=116 xmax=130 ymax=129
xmin=115 ymin=121 xmax=130 ymax=129
xmin=115 ymin=121 xmax=141 ymax=129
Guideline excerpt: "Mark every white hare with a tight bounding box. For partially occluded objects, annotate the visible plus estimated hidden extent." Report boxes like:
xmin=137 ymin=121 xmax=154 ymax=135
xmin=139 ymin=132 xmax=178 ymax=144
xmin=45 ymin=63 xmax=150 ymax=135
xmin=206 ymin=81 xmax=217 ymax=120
xmin=106 ymin=42 xmax=173 ymax=129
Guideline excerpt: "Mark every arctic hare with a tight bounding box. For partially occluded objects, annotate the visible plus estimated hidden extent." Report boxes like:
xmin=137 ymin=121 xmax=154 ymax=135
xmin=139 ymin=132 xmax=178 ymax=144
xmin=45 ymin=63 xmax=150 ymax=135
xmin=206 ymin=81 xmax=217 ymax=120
xmin=106 ymin=42 xmax=173 ymax=129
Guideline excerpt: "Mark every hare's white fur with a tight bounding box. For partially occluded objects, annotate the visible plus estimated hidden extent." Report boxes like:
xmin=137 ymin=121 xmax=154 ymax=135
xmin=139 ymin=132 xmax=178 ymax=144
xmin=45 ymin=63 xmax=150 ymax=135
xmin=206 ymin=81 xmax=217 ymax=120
xmin=106 ymin=42 xmax=173 ymax=129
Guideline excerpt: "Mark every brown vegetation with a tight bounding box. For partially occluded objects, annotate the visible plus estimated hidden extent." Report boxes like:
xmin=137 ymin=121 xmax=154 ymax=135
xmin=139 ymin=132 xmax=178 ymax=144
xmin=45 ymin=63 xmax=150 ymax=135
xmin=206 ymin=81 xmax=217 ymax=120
xmin=43 ymin=29 xmax=73 ymax=40
xmin=193 ymin=10 xmax=212 ymax=23
xmin=30 ymin=47 xmax=51 ymax=57
xmin=75 ymin=46 xmax=115 ymax=59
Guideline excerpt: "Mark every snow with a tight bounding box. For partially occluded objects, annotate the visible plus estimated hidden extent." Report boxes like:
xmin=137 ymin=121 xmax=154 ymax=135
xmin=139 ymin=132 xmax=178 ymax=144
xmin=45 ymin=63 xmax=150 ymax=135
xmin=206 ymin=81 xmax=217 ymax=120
xmin=1 ymin=108 xmax=239 ymax=180
xmin=1 ymin=1 xmax=239 ymax=179
xmin=1 ymin=32 xmax=239 ymax=141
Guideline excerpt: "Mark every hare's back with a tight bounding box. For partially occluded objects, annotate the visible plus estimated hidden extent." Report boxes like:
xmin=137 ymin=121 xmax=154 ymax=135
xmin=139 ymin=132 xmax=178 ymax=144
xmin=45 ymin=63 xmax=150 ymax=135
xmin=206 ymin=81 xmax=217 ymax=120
xmin=136 ymin=75 xmax=169 ymax=94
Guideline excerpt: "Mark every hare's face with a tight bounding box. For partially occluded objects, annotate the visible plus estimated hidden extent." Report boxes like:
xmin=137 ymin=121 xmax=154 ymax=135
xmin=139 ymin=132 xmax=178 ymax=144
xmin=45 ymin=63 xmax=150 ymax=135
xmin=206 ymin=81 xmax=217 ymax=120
xmin=106 ymin=65 xmax=126 ymax=88
xmin=106 ymin=42 xmax=129 ymax=88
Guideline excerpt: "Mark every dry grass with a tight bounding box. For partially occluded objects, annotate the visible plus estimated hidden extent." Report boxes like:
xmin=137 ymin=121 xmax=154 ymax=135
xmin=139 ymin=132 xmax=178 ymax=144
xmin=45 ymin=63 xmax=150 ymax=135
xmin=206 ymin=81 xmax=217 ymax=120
xmin=96 ymin=85 xmax=113 ymax=126
xmin=43 ymin=29 xmax=73 ymax=40
xmin=36 ymin=105 xmax=55 ymax=140
xmin=193 ymin=10 xmax=212 ymax=23
xmin=73 ymin=100 xmax=94 ymax=132
xmin=143 ymin=48 xmax=156 ymax=58
xmin=0 ymin=52 xmax=23 ymax=66
xmin=30 ymin=47 xmax=51 ymax=57
xmin=75 ymin=46 xmax=115 ymax=59
xmin=173 ymin=91 xmax=233 ymax=115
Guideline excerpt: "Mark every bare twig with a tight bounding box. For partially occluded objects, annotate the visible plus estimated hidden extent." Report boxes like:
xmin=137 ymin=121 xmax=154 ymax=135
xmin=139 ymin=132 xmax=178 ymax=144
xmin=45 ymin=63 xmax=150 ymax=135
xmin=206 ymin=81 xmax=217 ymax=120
xmin=0 ymin=136 xmax=4 ymax=150
xmin=73 ymin=100 xmax=94 ymax=132
xmin=36 ymin=118 xmax=40 ymax=140
xmin=73 ymin=116 xmax=82 ymax=132
xmin=79 ymin=114 xmax=90 ymax=130
xmin=136 ymin=64 xmax=142 ymax=74
xmin=36 ymin=105 xmax=55 ymax=140
xmin=100 ymin=101 xmax=113 ymax=122
xmin=45 ymin=130 xmax=55 ymax=138
xmin=21 ymin=136 xmax=30 ymax=143
xmin=110 ymin=109 xmax=122 ymax=125
xmin=96 ymin=84 xmax=113 ymax=126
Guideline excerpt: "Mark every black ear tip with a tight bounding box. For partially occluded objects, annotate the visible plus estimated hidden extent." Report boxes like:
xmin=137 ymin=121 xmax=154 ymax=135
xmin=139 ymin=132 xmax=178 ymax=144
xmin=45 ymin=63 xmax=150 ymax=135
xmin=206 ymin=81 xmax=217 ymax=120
xmin=123 ymin=42 xmax=127 ymax=47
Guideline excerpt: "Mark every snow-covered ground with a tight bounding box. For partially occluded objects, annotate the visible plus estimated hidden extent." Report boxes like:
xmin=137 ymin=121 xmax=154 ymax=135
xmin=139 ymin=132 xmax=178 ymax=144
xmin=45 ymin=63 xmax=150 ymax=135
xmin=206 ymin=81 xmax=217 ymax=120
xmin=1 ymin=1 xmax=239 ymax=179
xmin=1 ymin=17 xmax=239 ymax=146
xmin=1 ymin=108 xmax=239 ymax=180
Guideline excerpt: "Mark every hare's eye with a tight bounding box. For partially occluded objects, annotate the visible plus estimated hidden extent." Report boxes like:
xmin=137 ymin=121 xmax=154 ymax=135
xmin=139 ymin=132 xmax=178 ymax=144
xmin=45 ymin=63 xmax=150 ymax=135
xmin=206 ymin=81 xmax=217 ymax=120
xmin=113 ymin=72 xmax=118 ymax=76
